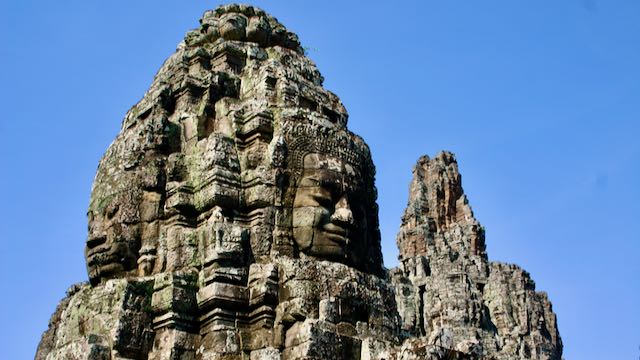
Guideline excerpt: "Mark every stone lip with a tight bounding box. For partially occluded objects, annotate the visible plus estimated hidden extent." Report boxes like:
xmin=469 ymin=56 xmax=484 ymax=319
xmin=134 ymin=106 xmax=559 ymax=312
xmin=36 ymin=4 xmax=562 ymax=360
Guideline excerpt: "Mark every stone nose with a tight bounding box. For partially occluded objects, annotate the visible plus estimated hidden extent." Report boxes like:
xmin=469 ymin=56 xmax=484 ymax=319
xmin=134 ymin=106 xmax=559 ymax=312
xmin=86 ymin=233 xmax=107 ymax=250
xmin=86 ymin=221 xmax=107 ymax=250
xmin=331 ymin=195 xmax=354 ymax=226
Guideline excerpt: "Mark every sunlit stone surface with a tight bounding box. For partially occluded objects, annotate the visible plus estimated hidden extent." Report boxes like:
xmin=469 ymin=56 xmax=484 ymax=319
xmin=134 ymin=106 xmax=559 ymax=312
xmin=36 ymin=5 xmax=562 ymax=360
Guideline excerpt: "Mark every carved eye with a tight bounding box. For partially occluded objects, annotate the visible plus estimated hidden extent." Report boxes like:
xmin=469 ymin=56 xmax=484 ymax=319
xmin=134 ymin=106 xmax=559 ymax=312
xmin=106 ymin=202 xmax=119 ymax=219
xmin=312 ymin=194 xmax=333 ymax=208
xmin=319 ymin=180 xmax=342 ymax=198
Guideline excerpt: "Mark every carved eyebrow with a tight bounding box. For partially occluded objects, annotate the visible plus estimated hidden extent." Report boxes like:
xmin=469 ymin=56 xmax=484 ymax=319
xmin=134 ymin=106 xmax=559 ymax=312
xmin=299 ymin=171 xmax=344 ymax=194
xmin=322 ymin=179 xmax=348 ymax=198
xmin=300 ymin=175 xmax=322 ymax=186
xmin=319 ymin=178 xmax=337 ymax=187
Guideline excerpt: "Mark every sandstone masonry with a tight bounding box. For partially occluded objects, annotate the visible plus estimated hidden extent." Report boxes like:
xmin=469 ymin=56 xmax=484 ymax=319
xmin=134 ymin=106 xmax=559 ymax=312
xmin=36 ymin=5 xmax=562 ymax=360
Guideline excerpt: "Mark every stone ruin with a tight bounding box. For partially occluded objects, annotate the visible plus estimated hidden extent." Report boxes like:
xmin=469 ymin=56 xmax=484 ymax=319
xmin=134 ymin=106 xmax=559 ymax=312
xmin=36 ymin=5 xmax=562 ymax=360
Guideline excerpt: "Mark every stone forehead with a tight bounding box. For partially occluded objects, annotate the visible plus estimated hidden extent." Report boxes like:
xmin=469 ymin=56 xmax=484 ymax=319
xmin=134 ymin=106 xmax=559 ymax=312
xmin=284 ymin=124 xmax=370 ymax=178
xmin=302 ymin=153 xmax=349 ymax=173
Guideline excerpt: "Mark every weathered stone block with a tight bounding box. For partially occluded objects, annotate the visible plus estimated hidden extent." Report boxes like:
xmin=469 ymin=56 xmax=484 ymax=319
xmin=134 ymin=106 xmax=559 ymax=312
xmin=151 ymin=272 xmax=198 ymax=321
xmin=197 ymin=282 xmax=249 ymax=311
xmin=283 ymin=319 xmax=361 ymax=360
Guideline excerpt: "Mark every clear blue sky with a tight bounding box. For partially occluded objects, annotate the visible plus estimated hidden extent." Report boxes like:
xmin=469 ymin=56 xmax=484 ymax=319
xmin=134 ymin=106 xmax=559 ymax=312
xmin=1 ymin=1 xmax=638 ymax=359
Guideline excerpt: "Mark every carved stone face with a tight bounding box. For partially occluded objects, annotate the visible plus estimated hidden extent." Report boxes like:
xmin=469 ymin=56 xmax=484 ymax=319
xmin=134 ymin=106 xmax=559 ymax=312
xmin=85 ymin=194 xmax=141 ymax=285
xmin=292 ymin=153 xmax=367 ymax=262
xmin=219 ymin=13 xmax=247 ymax=41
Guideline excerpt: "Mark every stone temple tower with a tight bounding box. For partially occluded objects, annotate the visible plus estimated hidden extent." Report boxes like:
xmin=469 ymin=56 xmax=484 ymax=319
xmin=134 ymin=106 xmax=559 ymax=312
xmin=36 ymin=5 xmax=562 ymax=360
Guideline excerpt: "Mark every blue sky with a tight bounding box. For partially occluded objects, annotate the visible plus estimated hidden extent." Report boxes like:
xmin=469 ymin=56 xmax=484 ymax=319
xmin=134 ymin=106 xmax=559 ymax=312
xmin=1 ymin=1 xmax=639 ymax=359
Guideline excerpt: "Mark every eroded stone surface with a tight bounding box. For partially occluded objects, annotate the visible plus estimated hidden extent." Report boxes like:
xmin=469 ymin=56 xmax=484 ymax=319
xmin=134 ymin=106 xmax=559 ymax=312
xmin=391 ymin=152 xmax=562 ymax=359
xmin=37 ymin=5 xmax=562 ymax=360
